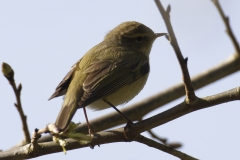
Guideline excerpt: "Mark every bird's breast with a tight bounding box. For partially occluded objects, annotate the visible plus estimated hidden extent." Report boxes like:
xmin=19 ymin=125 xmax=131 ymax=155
xmin=87 ymin=73 xmax=149 ymax=110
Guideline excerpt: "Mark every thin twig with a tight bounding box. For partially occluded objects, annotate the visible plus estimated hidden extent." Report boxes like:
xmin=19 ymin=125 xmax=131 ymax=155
xmin=28 ymin=129 xmax=41 ymax=157
xmin=212 ymin=0 xmax=240 ymax=55
xmin=139 ymin=116 xmax=182 ymax=149
xmin=2 ymin=62 xmax=31 ymax=144
xmin=148 ymin=129 xmax=167 ymax=144
xmin=148 ymin=129 xmax=182 ymax=149
xmin=154 ymin=0 xmax=196 ymax=104
xmin=135 ymin=135 xmax=197 ymax=160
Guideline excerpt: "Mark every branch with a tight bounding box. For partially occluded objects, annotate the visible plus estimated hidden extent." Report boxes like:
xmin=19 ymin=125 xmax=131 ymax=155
xmin=0 ymin=121 xmax=194 ymax=159
xmin=0 ymin=128 xmax=127 ymax=159
xmin=135 ymin=135 xmax=197 ymax=160
xmin=154 ymin=0 xmax=196 ymax=104
xmin=2 ymin=62 xmax=31 ymax=144
xmin=0 ymin=133 xmax=193 ymax=159
xmin=212 ymin=0 xmax=240 ymax=55
xmin=2 ymin=86 xmax=239 ymax=159
xmin=129 ymin=87 xmax=240 ymax=135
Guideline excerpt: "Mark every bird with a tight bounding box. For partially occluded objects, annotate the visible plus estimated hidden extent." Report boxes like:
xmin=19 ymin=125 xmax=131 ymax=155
xmin=49 ymin=21 xmax=166 ymax=134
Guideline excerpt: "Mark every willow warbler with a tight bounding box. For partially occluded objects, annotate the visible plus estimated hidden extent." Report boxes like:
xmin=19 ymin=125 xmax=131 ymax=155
xmin=49 ymin=21 xmax=166 ymax=132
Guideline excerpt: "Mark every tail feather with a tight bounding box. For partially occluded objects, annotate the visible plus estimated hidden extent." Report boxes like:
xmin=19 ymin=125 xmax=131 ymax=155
xmin=55 ymin=102 xmax=77 ymax=131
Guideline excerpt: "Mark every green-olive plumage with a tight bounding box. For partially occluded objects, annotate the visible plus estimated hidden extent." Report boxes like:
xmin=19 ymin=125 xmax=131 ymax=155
xmin=49 ymin=21 xmax=166 ymax=131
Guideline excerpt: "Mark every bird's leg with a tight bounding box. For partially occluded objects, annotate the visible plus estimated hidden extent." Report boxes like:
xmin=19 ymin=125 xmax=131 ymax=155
xmin=102 ymin=99 xmax=133 ymax=138
xmin=83 ymin=106 xmax=93 ymax=137
xmin=102 ymin=98 xmax=133 ymax=125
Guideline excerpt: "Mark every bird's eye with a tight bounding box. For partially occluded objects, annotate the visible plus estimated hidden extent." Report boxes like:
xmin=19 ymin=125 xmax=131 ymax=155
xmin=135 ymin=36 xmax=143 ymax=42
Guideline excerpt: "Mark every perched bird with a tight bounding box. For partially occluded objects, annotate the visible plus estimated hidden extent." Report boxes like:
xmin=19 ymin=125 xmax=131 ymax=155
xmin=49 ymin=21 xmax=166 ymax=133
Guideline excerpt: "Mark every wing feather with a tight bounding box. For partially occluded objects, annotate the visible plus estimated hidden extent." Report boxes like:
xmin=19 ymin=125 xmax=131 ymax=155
xmin=48 ymin=59 xmax=81 ymax=100
xmin=78 ymin=55 xmax=149 ymax=107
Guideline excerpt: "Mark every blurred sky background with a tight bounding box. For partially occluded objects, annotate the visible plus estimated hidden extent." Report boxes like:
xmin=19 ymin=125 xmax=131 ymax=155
xmin=1 ymin=0 xmax=240 ymax=159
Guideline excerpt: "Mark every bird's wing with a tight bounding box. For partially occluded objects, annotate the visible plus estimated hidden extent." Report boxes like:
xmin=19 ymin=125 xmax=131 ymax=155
xmin=78 ymin=55 xmax=149 ymax=107
xmin=48 ymin=59 xmax=82 ymax=100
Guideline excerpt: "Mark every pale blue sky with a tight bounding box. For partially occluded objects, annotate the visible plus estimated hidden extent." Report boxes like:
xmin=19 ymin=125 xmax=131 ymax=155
xmin=1 ymin=0 xmax=240 ymax=159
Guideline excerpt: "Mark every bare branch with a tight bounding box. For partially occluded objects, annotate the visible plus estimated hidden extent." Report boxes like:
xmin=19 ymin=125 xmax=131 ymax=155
xmin=129 ymin=87 xmax=240 ymax=135
xmin=135 ymin=135 xmax=197 ymax=160
xmin=0 ymin=127 xmax=193 ymax=159
xmin=212 ymin=0 xmax=240 ymax=55
xmin=0 ymin=128 xmax=129 ymax=159
xmin=2 ymin=62 xmax=31 ymax=144
xmin=154 ymin=0 xmax=196 ymax=104
xmin=0 ymin=132 xmax=195 ymax=159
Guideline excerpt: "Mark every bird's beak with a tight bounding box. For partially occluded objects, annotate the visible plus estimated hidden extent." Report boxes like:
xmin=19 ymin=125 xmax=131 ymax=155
xmin=154 ymin=33 xmax=167 ymax=38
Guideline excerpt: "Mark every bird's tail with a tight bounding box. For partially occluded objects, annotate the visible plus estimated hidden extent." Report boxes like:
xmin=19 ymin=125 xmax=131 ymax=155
xmin=55 ymin=103 xmax=77 ymax=131
xmin=55 ymin=88 xmax=82 ymax=131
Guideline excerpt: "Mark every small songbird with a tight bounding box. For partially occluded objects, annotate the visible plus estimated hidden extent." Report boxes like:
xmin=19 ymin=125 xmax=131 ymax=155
xmin=49 ymin=21 xmax=166 ymax=133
